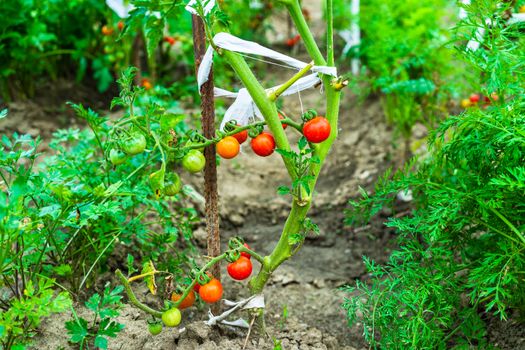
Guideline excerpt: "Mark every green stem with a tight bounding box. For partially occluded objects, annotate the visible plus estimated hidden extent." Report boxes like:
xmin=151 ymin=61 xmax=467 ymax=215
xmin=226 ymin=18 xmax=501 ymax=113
xmin=249 ymin=202 xmax=310 ymax=293
xmin=326 ymin=0 xmax=334 ymax=66
xmin=116 ymin=269 xmax=163 ymax=318
xmin=269 ymin=62 xmax=313 ymax=101
xmin=285 ymin=0 xmax=326 ymax=66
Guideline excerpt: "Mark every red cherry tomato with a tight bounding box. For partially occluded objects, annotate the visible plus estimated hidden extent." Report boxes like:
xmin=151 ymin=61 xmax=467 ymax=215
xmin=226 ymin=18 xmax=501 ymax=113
xmin=251 ymin=132 xmax=275 ymax=157
xmin=232 ymin=125 xmax=248 ymax=144
xmin=469 ymin=94 xmax=480 ymax=103
xmin=199 ymin=278 xmax=223 ymax=304
xmin=193 ymin=283 xmax=200 ymax=293
xmin=303 ymin=116 xmax=331 ymax=143
xmin=217 ymin=136 xmax=240 ymax=159
xmin=241 ymin=243 xmax=251 ymax=259
xmin=117 ymin=21 xmax=124 ymax=31
xmin=164 ymin=36 xmax=176 ymax=45
xmin=278 ymin=113 xmax=288 ymax=129
xmin=227 ymin=256 xmax=253 ymax=280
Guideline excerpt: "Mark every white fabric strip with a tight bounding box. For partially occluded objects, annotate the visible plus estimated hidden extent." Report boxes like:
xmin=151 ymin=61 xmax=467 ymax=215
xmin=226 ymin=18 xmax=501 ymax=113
xmin=197 ymin=33 xmax=337 ymax=90
xmin=185 ymin=0 xmax=216 ymax=15
xmin=205 ymin=294 xmax=265 ymax=328
xmin=218 ymin=74 xmax=322 ymax=130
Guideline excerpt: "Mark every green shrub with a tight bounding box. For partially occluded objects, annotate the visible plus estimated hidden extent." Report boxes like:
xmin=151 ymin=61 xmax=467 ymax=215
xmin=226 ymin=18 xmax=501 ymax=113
xmin=344 ymin=1 xmax=525 ymax=348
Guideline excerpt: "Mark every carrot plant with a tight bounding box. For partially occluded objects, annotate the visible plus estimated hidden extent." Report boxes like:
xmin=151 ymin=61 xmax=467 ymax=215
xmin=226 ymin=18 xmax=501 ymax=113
xmin=344 ymin=1 xmax=525 ymax=347
xmin=115 ymin=0 xmax=344 ymax=334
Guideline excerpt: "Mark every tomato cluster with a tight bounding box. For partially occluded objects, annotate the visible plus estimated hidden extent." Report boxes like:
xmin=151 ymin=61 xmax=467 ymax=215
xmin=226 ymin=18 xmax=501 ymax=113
xmin=216 ymin=112 xmax=330 ymax=160
xmin=460 ymin=93 xmax=499 ymax=109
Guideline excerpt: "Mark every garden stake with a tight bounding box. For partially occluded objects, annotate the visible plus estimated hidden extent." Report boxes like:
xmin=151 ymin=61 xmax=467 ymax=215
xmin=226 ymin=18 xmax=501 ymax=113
xmin=191 ymin=13 xmax=221 ymax=314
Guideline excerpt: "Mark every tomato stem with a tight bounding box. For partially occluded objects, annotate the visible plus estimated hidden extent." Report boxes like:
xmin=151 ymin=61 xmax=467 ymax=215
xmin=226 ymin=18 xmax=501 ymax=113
xmin=116 ymin=269 xmax=163 ymax=318
xmin=268 ymin=62 xmax=314 ymax=101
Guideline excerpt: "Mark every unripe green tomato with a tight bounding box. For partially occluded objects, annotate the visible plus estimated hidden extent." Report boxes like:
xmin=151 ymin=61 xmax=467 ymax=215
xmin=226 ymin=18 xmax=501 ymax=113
xmin=116 ymin=51 xmax=125 ymax=60
xmin=161 ymin=308 xmax=181 ymax=328
xmin=103 ymin=45 xmax=114 ymax=53
xmin=109 ymin=148 xmax=128 ymax=165
xmin=148 ymin=321 xmax=163 ymax=335
xmin=164 ymin=173 xmax=182 ymax=196
xmin=182 ymin=150 xmax=205 ymax=173
xmin=121 ymin=133 xmax=146 ymax=155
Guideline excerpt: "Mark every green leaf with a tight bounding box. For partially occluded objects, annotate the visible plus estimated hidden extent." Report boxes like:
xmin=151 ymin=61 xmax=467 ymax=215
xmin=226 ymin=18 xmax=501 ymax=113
xmin=144 ymin=16 xmax=164 ymax=59
xmin=94 ymin=335 xmax=108 ymax=349
xmin=66 ymin=318 xmax=89 ymax=343
xmin=298 ymin=136 xmax=307 ymax=150
xmin=277 ymin=186 xmax=291 ymax=195
xmin=85 ymin=293 xmax=101 ymax=312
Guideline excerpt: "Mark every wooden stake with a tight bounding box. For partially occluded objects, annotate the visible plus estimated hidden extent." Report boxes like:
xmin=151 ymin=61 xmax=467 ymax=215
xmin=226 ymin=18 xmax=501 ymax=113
xmin=191 ymin=15 xmax=221 ymax=313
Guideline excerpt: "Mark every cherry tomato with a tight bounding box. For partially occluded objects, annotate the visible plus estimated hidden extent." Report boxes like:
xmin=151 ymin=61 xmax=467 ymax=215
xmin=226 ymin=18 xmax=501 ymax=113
xmin=241 ymin=243 xmax=251 ymax=259
xmin=227 ymin=256 xmax=253 ymax=280
xmin=117 ymin=21 xmax=124 ymax=31
xmin=121 ymin=133 xmax=146 ymax=155
xmin=278 ymin=113 xmax=288 ymax=129
xmin=303 ymin=116 xmax=331 ymax=143
xmin=164 ymin=36 xmax=176 ymax=45
xmin=217 ymin=136 xmax=240 ymax=159
xmin=148 ymin=321 xmax=162 ymax=335
xmin=460 ymin=99 xmax=472 ymax=109
xmin=193 ymin=283 xmax=201 ymax=293
xmin=182 ymin=150 xmax=206 ymax=173
xmin=142 ymin=79 xmax=153 ymax=90
xmin=469 ymin=94 xmax=480 ymax=103
xmin=101 ymin=25 xmax=114 ymax=36
xmin=199 ymin=278 xmax=223 ymax=303
xmin=109 ymin=148 xmax=127 ymax=165
xmin=232 ymin=126 xmax=248 ymax=144
xmin=251 ymin=132 xmax=275 ymax=157
xmin=171 ymin=290 xmax=195 ymax=309
xmin=520 ymin=5 xmax=525 ymax=13
xmin=286 ymin=38 xmax=295 ymax=47
xmin=161 ymin=308 xmax=181 ymax=327
xmin=164 ymin=173 xmax=181 ymax=196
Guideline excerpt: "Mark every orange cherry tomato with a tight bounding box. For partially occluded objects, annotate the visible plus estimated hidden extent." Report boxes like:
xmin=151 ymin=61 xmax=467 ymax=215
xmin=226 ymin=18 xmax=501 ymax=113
xmin=141 ymin=79 xmax=153 ymax=90
xmin=217 ymin=136 xmax=240 ymax=159
xmin=170 ymin=290 xmax=196 ymax=309
xmin=117 ymin=21 xmax=124 ymax=31
xmin=232 ymin=125 xmax=248 ymax=144
xmin=199 ymin=278 xmax=223 ymax=304
xmin=101 ymin=25 xmax=114 ymax=36
xmin=251 ymin=132 xmax=275 ymax=157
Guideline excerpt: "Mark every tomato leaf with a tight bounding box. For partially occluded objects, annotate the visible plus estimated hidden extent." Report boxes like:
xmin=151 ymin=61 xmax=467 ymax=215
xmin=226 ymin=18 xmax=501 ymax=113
xmin=277 ymin=186 xmax=291 ymax=195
